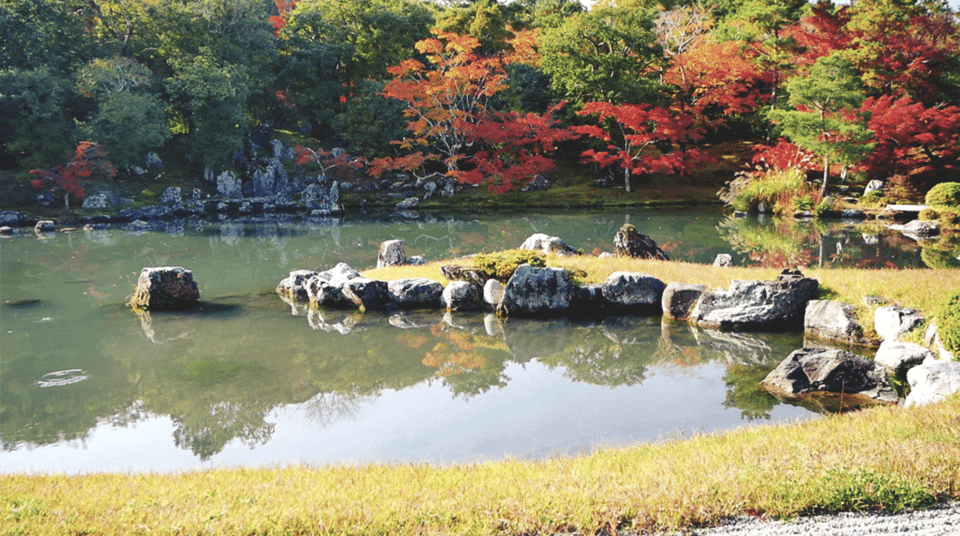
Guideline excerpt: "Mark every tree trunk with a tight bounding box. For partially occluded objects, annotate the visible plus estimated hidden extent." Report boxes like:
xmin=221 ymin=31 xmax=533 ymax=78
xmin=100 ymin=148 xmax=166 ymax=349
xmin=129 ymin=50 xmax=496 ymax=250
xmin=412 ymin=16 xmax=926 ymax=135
xmin=64 ymin=193 xmax=70 ymax=212
xmin=820 ymin=155 xmax=830 ymax=198
xmin=624 ymin=167 xmax=632 ymax=193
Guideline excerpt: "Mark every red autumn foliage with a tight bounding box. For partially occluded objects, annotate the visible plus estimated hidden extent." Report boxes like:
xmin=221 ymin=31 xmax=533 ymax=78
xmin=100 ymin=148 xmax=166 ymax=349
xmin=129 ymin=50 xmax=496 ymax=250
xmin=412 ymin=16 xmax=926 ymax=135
xmin=574 ymin=102 xmax=711 ymax=191
xmin=859 ymin=95 xmax=960 ymax=181
xmin=663 ymin=40 xmax=766 ymax=129
xmin=751 ymin=139 xmax=817 ymax=172
xmin=30 ymin=142 xmax=116 ymax=209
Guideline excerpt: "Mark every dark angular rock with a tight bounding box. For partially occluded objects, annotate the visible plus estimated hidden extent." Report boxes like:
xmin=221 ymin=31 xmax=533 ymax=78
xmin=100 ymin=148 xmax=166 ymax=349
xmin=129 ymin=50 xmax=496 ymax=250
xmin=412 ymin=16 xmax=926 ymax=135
xmin=276 ymin=269 xmax=319 ymax=302
xmin=613 ymin=223 xmax=669 ymax=260
xmin=761 ymin=347 xmax=898 ymax=408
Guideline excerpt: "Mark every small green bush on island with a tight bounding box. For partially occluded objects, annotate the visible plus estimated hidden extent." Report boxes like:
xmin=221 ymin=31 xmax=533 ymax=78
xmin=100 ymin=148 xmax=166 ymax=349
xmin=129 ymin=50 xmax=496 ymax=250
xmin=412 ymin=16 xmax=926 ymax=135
xmin=925 ymin=182 xmax=960 ymax=208
xmin=720 ymin=168 xmax=814 ymax=214
xmin=936 ymin=288 xmax=960 ymax=357
xmin=473 ymin=249 xmax=546 ymax=281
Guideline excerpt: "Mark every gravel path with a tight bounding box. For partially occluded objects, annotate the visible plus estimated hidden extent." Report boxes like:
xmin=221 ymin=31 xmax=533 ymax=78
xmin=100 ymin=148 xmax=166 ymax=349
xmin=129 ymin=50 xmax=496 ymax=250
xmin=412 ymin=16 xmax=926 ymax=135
xmin=673 ymin=502 xmax=960 ymax=535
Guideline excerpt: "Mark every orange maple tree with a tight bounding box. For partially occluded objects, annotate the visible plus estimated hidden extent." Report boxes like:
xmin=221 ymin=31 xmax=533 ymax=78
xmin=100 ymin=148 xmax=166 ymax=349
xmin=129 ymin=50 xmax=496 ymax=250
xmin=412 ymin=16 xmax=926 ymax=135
xmin=372 ymin=31 xmax=574 ymax=192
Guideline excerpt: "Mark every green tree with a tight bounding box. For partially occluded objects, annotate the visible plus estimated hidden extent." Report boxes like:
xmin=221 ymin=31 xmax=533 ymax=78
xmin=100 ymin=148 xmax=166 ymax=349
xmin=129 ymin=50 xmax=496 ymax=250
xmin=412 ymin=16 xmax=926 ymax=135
xmin=768 ymin=52 xmax=874 ymax=196
xmin=0 ymin=0 xmax=99 ymax=71
xmin=0 ymin=67 xmax=80 ymax=170
xmin=76 ymin=57 xmax=171 ymax=167
xmin=165 ymin=56 xmax=251 ymax=168
xmin=435 ymin=0 xmax=514 ymax=53
xmin=538 ymin=0 xmax=663 ymax=105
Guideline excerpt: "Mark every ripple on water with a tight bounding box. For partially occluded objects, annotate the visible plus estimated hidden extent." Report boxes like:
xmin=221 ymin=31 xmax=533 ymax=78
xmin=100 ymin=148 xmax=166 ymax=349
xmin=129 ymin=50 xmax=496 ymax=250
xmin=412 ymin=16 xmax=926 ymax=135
xmin=37 ymin=369 xmax=89 ymax=388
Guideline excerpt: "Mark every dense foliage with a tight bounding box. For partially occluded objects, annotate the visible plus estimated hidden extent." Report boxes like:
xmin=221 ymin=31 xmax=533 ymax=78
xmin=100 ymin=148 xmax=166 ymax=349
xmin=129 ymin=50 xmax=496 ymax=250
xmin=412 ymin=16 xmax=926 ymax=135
xmin=3 ymin=0 xmax=960 ymax=205
xmin=937 ymin=288 xmax=960 ymax=357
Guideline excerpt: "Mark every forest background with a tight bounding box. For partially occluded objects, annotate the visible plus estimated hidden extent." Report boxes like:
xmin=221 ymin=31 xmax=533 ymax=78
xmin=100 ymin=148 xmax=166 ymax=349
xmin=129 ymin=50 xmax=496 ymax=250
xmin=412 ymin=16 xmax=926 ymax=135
xmin=5 ymin=0 xmax=960 ymax=212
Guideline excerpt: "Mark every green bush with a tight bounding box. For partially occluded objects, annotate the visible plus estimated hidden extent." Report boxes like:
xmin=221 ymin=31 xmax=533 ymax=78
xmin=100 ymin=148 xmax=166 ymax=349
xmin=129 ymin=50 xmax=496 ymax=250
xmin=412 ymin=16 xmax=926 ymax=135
xmin=919 ymin=208 xmax=939 ymax=221
xmin=813 ymin=199 xmax=832 ymax=218
xmin=474 ymin=249 xmax=546 ymax=282
xmin=925 ymin=182 xmax=960 ymax=208
xmin=720 ymin=168 xmax=812 ymax=214
xmin=937 ymin=288 xmax=960 ymax=358
xmin=860 ymin=190 xmax=885 ymax=207
xmin=941 ymin=210 xmax=960 ymax=226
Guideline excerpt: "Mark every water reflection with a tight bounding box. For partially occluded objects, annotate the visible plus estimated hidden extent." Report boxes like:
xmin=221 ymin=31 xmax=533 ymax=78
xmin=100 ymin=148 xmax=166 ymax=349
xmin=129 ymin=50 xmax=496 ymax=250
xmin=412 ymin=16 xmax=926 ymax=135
xmin=3 ymin=209 xmax=940 ymax=472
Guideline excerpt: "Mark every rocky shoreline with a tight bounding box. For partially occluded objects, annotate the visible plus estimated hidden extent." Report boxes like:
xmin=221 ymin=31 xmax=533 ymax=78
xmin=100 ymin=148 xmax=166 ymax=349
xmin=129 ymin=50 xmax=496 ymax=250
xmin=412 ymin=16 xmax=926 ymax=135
xmin=125 ymin=222 xmax=960 ymax=415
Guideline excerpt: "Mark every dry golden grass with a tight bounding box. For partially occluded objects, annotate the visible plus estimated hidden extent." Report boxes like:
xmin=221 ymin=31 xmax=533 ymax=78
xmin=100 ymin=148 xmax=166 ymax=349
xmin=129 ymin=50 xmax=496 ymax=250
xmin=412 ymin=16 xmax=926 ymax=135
xmin=3 ymin=396 xmax=959 ymax=535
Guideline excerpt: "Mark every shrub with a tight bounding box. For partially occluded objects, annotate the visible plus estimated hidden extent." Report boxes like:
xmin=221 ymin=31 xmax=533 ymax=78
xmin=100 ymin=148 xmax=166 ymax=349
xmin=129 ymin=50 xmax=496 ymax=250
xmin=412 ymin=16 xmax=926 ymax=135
xmin=473 ymin=249 xmax=546 ymax=282
xmin=813 ymin=199 xmax=832 ymax=218
xmin=941 ymin=210 xmax=960 ymax=226
xmin=925 ymin=182 xmax=960 ymax=208
xmin=937 ymin=288 xmax=960 ymax=357
xmin=860 ymin=190 xmax=885 ymax=207
xmin=919 ymin=208 xmax=939 ymax=221
xmin=719 ymin=168 xmax=813 ymax=213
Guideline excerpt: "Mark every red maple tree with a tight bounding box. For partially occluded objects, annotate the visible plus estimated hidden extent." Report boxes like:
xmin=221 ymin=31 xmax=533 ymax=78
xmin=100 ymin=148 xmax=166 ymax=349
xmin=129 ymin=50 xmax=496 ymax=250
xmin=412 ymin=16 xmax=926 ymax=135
xmin=31 ymin=142 xmax=116 ymax=211
xmin=574 ymin=102 xmax=710 ymax=192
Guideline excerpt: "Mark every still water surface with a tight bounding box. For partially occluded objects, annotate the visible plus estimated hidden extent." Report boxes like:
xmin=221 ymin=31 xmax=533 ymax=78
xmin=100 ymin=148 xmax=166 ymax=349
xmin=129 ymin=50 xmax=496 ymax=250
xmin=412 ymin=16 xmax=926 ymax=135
xmin=0 ymin=208 xmax=934 ymax=473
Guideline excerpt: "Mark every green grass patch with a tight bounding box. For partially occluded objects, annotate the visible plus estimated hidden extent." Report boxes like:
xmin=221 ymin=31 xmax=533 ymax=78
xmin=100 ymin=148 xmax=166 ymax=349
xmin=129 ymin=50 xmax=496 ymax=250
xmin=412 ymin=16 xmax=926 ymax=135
xmin=3 ymin=396 xmax=959 ymax=534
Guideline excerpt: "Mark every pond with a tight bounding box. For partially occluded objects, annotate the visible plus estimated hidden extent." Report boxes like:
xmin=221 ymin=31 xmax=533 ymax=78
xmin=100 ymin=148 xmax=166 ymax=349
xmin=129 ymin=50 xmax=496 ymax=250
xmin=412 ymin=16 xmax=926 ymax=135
xmin=0 ymin=207 xmax=944 ymax=473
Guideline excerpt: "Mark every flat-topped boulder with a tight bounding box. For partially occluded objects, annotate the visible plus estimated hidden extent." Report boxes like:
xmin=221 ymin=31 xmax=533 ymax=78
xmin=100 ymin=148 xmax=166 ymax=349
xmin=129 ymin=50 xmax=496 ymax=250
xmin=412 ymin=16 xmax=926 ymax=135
xmin=690 ymin=270 xmax=818 ymax=331
xmin=388 ymin=278 xmax=443 ymax=309
xmin=498 ymin=265 xmax=576 ymax=317
xmin=276 ymin=269 xmax=319 ymax=302
xmin=129 ymin=266 xmax=200 ymax=309
xmin=601 ymin=272 xmax=666 ymax=314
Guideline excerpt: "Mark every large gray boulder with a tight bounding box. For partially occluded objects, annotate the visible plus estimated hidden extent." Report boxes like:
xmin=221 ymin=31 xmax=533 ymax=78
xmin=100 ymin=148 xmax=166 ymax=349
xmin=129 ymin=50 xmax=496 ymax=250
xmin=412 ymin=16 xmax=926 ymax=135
xmin=159 ymin=187 xmax=184 ymax=212
xmin=341 ymin=278 xmax=393 ymax=311
xmin=377 ymin=239 xmax=407 ymax=269
xmin=302 ymin=181 xmax=343 ymax=215
xmin=276 ymin=269 xmax=319 ymax=302
xmin=129 ymin=266 xmax=200 ymax=309
xmin=498 ymin=265 xmax=576 ymax=317
xmin=518 ymin=233 xmax=575 ymax=255
xmin=661 ymin=282 xmax=707 ymax=321
xmin=905 ymin=360 xmax=960 ymax=408
xmin=217 ymin=171 xmax=242 ymax=198
xmin=388 ymin=278 xmax=443 ymax=309
xmin=761 ymin=347 xmax=898 ymax=406
xmin=441 ymin=281 xmax=482 ymax=311
xmin=304 ymin=263 xmax=362 ymax=308
xmin=601 ymin=272 xmax=666 ymax=314
xmin=804 ymin=300 xmax=872 ymax=345
xmin=874 ymin=340 xmax=934 ymax=376
xmin=0 ymin=210 xmax=21 ymax=226
xmin=613 ymin=223 xmax=669 ymax=260
xmin=875 ymin=305 xmax=925 ymax=341
xmin=690 ymin=271 xmax=818 ymax=331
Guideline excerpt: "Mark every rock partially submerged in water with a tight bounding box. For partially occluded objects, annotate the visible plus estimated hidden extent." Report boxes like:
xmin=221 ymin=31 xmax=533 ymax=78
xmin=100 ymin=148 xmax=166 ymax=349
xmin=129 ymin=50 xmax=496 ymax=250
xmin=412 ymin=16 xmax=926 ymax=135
xmin=613 ymin=224 xmax=669 ymax=260
xmin=761 ymin=347 xmax=898 ymax=410
xmin=129 ymin=266 xmax=200 ymax=309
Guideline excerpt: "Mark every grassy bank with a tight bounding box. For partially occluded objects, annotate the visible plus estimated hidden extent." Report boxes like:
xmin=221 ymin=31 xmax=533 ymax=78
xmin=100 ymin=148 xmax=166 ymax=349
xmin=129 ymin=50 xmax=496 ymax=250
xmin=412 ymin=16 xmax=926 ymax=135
xmin=3 ymin=395 xmax=959 ymax=535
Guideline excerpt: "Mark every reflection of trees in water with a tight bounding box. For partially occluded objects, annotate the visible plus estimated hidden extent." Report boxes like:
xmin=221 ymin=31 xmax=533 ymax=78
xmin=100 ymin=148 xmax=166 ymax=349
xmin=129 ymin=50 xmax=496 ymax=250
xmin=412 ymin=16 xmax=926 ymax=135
xmin=722 ymin=364 xmax=779 ymax=421
xmin=301 ymin=391 xmax=369 ymax=427
xmin=171 ymin=401 xmax=276 ymax=461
